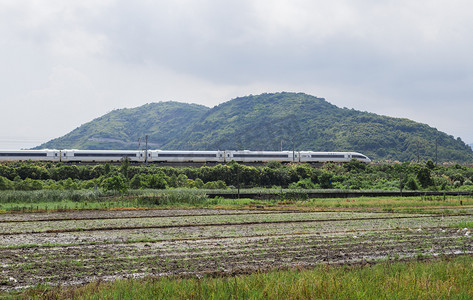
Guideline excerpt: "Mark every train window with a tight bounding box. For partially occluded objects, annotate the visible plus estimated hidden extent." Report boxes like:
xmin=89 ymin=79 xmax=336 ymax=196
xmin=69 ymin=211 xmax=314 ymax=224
xmin=311 ymin=154 xmax=345 ymax=158
xmin=0 ymin=153 xmax=47 ymax=157
xmin=158 ymin=153 xmax=217 ymax=157
xmin=233 ymin=154 xmax=288 ymax=158
xmin=74 ymin=153 xmax=137 ymax=157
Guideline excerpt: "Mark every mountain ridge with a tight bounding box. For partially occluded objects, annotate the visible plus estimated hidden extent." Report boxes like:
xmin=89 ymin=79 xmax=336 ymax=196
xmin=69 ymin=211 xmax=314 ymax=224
xmin=35 ymin=92 xmax=473 ymax=162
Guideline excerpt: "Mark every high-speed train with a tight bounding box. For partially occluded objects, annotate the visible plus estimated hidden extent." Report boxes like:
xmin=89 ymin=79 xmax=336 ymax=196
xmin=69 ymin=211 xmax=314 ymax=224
xmin=0 ymin=149 xmax=371 ymax=163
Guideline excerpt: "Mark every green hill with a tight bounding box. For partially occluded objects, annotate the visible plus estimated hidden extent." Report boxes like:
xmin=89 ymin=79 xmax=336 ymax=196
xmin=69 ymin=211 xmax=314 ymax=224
xmin=36 ymin=92 xmax=473 ymax=162
xmin=37 ymin=101 xmax=209 ymax=150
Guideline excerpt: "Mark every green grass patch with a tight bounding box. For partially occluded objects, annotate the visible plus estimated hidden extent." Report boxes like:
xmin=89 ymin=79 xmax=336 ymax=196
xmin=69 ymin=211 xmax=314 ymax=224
xmin=9 ymin=255 xmax=473 ymax=299
xmin=449 ymin=221 xmax=473 ymax=229
xmin=0 ymin=190 xmax=105 ymax=204
xmin=1 ymin=189 xmax=472 ymax=213
xmin=0 ymin=189 xmax=260 ymax=212
xmin=302 ymin=196 xmax=473 ymax=209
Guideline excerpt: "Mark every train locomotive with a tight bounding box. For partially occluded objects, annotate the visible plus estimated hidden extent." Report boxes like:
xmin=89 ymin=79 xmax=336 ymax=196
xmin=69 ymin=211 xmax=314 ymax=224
xmin=0 ymin=149 xmax=371 ymax=163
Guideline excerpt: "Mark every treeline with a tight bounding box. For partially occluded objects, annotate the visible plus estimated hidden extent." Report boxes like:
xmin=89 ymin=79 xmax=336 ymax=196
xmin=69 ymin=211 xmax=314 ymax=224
xmin=1 ymin=160 xmax=473 ymax=192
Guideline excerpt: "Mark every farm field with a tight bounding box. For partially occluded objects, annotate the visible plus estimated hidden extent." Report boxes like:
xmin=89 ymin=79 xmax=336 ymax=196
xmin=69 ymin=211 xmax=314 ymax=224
xmin=1 ymin=204 xmax=473 ymax=293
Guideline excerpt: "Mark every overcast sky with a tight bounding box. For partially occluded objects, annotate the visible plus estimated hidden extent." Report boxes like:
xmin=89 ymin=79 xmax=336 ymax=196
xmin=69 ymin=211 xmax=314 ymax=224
xmin=1 ymin=0 xmax=473 ymax=149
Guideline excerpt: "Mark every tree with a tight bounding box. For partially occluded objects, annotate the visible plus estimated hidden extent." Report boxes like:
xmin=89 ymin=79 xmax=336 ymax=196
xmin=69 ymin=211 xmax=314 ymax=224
xmin=318 ymin=171 xmax=333 ymax=189
xmin=176 ymin=174 xmax=189 ymax=188
xmin=130 ymin=174 xmax=144 ymax=189
xmin=101 ymin=175 xmax=128 ymax=194
xmin=0 ymin=176 xmax=13 ymax=190
xmin=417 ymin=167 xmax=433 ymax=188
xmin=344 ymin=159 xmax=366 ymax=172
xmin=426 ymin=160 xmax=435 ymax=170
xmin=194 ymin=178 xmax=204 ymax=188
xmin=406 ymin=176 xmax=419 ymax=190
xmin=120 ymin=157 xmax=130 ymax=180
xmin=145 ymin=174 xmax=168 ymax=189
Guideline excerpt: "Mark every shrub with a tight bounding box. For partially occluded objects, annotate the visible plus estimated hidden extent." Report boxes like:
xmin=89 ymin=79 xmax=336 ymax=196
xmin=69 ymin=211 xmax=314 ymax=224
xmin=136 ymin=191 xmax=209 ymax=206
xmin=289 ymin=178 xmax=317 ymax=189
xmin=101 ymin=175 xmax=128 ymax=194
xmin=405 ymin=177 xmax=420 ymax=190
xmin=13 ymin=178 xmax=43 ymax=191
xmin=203 ymin=180 xmax=227 ymax=189
xmin=194 ymin=178 xmax=204 ymax=189
xmin=0 ymin=176 xmax=13 ymax=190
xmin=130 ymin=174 xmax=145 ymax=189
xmin=145 ymin=174 xmax=168 ymax=189
xmin=176 ymin=174 xmax=190 ymax=188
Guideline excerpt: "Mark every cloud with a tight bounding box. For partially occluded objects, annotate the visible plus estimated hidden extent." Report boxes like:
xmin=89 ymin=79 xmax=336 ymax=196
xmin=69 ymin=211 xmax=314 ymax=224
xmin=1 ymin=0 xmax=473 ymax=148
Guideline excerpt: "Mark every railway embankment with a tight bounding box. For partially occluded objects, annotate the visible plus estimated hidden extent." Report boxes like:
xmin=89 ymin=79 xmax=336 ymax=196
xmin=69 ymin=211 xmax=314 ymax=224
xmin=207 ymin=190 xmax=473 ymax=200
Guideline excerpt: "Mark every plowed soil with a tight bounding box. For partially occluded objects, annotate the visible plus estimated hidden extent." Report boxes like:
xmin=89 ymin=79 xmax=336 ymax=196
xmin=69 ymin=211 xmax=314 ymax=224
xmin=1 ymin=208 xmax=472 ymax=290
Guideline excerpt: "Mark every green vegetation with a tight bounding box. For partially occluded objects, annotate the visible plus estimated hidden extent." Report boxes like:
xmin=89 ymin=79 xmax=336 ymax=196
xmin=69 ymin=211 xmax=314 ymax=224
xmin=0 ymin=189 xmax=228 ymax=212
xmin=36 ymin=101 xmax=209 ymax=150
xmin=2 ymin=158 xmax=473 ymax=214
xmin=449 ymin=221 xmax=473 ymax=229
xmin=34 ymin=92 xmax=473 ymax=162
xmin=11 ymin=255 xmax=473 ymax=299
xmin=2 ymin=159 xmax=473 ymax=194
xmin=1 ymin=190 xmax=471 ymax=214
xmin=302 ymin=196 xmax=473 ymax=210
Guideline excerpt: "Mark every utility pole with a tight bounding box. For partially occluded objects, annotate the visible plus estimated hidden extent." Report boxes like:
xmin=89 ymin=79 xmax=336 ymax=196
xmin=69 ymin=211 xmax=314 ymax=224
xmin=145 ymin=135 xmax=148 ymax=164
xmin=292 ymin=137 xmax=295 ymax=163
xmin=400 ymin=173 xmax=403 ymax=195
xmin=417 ymin=141 xmax=420 ymax=163
xmin=237 ymin=165 xmax=240 ymax=199
xmin=435 ymin=138 xmax=438 ymax=166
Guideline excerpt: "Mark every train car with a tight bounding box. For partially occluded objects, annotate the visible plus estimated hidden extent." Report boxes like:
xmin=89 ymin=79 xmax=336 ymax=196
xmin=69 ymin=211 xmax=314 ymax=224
xmin=0 ymin=150 xmax=60 ymax=162
xmin=61 ymin=150 xmax=144 ymax=163
xmin=0 ymin=148 xmax=371 ymax=164
xmin=225 ymin=150 xmax=295 ymax=163
xmin=148 ymin=150 xmax=223 ymax=163
xmin=349 ymin=152 xmax=371 ymax=163
xmin=300 ymin=151 xmax=371 ymax=163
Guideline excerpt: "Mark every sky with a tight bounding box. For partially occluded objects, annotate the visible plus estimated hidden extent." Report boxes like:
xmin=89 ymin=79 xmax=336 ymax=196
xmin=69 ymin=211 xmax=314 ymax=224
xmin=1 ymin=0 xmax=473 ymax=149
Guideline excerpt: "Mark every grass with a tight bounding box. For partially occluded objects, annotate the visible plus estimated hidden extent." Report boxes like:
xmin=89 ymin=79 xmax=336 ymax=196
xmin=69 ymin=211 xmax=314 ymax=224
xmin=0 ymin=190 xmax=255 ymax=212
xmin=0 ymin=190 xmax=105 ymax=203
xmin=302 ymin=196 xmax=473 ymax=208
xmin=449 ymin=220 xmax=473 ymax=229
xmin=0 ymin=185 xmax=471 ymax=216
xmin=1 ymin=191 xmax=471 ymax=214
xmin=9 ymin=255 xmax=473 ymax=299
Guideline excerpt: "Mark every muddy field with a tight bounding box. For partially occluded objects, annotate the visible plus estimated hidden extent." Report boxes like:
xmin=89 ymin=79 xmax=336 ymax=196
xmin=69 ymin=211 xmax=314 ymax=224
xmin=1 ymin=208 xmax=472 ymax=291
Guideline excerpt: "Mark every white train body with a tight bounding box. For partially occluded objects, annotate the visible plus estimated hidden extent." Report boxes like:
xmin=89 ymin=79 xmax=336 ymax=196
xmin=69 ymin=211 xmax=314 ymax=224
xmin=0 ymin=149 xmax=371 ymax=163
xmin=60 ymin=150 xmax=144 ymax=163
xmin=226 ymin=150 xmax=294 ymax=162
xmin=0 ymin=150 xmax=61 ymax=162
xmin=300 ymin=151 xmax=370 ymax=163
xmin=149 ymin=150 xmax=223 ymax=163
